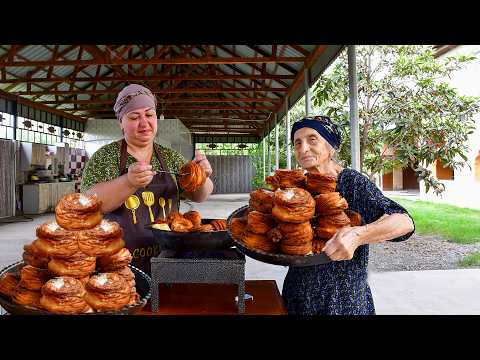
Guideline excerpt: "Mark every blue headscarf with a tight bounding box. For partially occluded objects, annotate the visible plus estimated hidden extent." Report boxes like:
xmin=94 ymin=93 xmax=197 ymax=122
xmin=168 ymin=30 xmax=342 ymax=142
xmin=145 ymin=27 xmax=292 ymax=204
xmin=290 ymin=115 xmax=341 ymax=150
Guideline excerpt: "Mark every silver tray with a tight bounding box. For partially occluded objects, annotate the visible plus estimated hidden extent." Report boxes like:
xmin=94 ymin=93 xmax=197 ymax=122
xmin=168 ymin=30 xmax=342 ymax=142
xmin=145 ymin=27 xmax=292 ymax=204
xmin=0 ymin=261 xmax=151 ymax=315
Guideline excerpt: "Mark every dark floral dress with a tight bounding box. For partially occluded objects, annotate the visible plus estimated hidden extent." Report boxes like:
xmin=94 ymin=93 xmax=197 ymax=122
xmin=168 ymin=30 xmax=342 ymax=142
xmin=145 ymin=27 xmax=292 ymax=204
xmin=282 ymin=168 xmax=415 ymax=315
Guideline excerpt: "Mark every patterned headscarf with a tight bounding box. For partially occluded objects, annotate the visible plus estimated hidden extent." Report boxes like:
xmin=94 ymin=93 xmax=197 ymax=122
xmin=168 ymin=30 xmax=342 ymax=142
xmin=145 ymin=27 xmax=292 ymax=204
xmin=113 ymin=84 xmax=157 ymax=121
xmin=290 ymin=115 xmax=342 ymax=150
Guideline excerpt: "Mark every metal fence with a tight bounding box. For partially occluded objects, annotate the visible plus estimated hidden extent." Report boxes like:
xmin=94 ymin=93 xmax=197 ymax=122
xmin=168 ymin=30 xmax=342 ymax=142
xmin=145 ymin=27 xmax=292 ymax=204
xmin=208 ymin=155 xmax=255 ymax=194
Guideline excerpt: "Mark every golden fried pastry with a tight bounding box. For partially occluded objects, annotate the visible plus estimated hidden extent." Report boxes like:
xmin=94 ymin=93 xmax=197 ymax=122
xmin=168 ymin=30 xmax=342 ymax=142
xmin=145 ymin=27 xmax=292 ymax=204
xmin=210 ymin=219 xmax=227 ymax=231
xmin=242 ymin=231 xmax=278 ymax=253
xmin=312 ymin=239 xmax=327 ymax=254
xmin=170 ymin=217 xmax=194 ymax=232
xmin=249 ymin=188 xmax=275 ymax=213
xmin=315 ymin=212 xmax=351 ymax=228
xmin=246 ymin=211 xmax=276 ymax=235
xmin=48 ymin=252 xmax=96 ymax=278
xmin=313 ymin=225 xmax=339 ymax=240
xmin=55 ymin=193 xmax=103 ymax=230
xmin=278 ymin=222 xmax=313 ymax=256
xmin=112 ymin=266 xmax=136 ymax=288
xmin=266 ymin=169 xmax=306 ymax=190
xmin=272 ymin=188 xmax=315 ymax=223
xmin=34 ymin=222 xmax=79 ymax=258
xmin=12 ymin=286 xmax=42 ymax=309
xmin=183 ymin=211 xmax=202 ymax=228
xmin=196 ymin=224 xmax=215 ymax=232
xmin=229 ymin=217 xmax=246 ymax=240
xmin=97 ymin=248 xmax=133 ymax=271
xmin=77 ymin=220 xmax=125 ymax=257
xmin=80 ymin=219 xmax=123 ymax=240
xmin=22 ymin=242 xmax=50 ymax=269
xmin=315 ymin=192 xmax=348 ymax=215
xmin=345 ymin=209 xmax=363 ymax=226
xmin=0 ymin=273 xmax=19 ymax=298
xmin=18 ymin=265 xmax=50 ymax=291
xmin=84 ymin=273 xmax=131 ymax=312
xmin=179 ymin=161 xmax=206 ymax=193
xmin=305 ymin=172 xmax=337 ymax=194
xmin=33 ymin=238 xmax=78 ymax=260
xmin=40 ymin=277 xmax=93 ymax=314
xmin=278 ymin=222 xmax=314 ymax=243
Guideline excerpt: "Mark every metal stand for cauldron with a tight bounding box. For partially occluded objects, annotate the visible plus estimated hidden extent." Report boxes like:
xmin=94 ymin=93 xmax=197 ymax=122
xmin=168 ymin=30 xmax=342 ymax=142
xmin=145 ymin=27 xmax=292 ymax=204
xmin=150 ymin=248 xmax=246 ymax=314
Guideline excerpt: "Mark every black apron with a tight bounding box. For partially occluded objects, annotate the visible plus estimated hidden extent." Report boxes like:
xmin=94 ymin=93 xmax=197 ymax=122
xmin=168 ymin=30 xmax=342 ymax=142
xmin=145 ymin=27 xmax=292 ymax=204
xmin=104 ymin=139 xmax=180 ymax=274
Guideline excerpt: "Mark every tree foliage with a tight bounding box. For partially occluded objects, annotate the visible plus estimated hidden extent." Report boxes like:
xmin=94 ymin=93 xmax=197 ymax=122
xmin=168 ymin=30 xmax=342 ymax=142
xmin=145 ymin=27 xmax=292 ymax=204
xmin=313 ymin=45 xmax=480 ymax=194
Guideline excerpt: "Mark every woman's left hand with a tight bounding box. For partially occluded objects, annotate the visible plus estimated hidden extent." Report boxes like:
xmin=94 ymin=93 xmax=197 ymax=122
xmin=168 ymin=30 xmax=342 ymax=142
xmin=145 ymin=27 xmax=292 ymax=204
xmin=322 ymin=226 xmax=366 ymax=261
xmin=193 ymin=149 xmax=213 ymax=178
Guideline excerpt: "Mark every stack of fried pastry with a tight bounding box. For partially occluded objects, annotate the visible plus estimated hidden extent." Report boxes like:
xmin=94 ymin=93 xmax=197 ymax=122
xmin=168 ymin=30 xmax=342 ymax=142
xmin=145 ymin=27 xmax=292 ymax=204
xmin=236 ymin=189 xmax=276 ymax=253
xmin=243 ymin=210 xmax=277 ymax=252
xmin=0 ymin=192 xmax=141 ymax=313
xmin=272 ymin=188 xmax=315 ymax=255
xmin=97 ymin=248 xmax=139 ymax=305
xmin=312 ymin=176 xmax=362 ymax=253
xmin=228 ymin=168 xmax=364 ymax=257
xmin=179 ymin=161 xmax=206 ymax=193
xmin=154 ymin=210 xmax=227 ymax=233
xmin=265 ymin=169 xmax=306 ymax=190
xmin=11 ymin=265 xmax=50 ymax=309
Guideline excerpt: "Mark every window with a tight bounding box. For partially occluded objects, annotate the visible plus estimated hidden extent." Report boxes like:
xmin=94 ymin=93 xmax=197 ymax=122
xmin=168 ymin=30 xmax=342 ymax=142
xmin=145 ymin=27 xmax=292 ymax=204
xmin=0 ymin=112 xmax=15 ymax=140
xmin=195 ymin=143 xmax=257 ymax=156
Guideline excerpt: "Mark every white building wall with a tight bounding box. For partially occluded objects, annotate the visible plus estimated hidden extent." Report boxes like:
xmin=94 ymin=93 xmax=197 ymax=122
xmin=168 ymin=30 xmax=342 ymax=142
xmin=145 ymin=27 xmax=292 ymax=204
xmin=419 ymin=45 xmax=480 ymax=210
xmin=84 ymin=118 xmax=193 ymax=161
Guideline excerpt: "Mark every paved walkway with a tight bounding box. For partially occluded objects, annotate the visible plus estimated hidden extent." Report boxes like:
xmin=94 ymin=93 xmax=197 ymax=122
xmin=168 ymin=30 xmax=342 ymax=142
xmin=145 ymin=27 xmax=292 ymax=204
xmin=1 ymin=193 xmax=479 ymax=315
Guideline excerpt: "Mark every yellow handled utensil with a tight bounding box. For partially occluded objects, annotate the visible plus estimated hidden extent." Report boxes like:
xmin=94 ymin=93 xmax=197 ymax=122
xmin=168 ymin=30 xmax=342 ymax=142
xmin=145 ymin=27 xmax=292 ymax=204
xmin=125 ymin=195 xmax=140 ymax=224
xmin=159 ymin=197 xmax=166 ymax=219
xmin=168 ymin=198 xmax=173 ymax=214
xmin=141 ymin=191 xmax=155 ymax=223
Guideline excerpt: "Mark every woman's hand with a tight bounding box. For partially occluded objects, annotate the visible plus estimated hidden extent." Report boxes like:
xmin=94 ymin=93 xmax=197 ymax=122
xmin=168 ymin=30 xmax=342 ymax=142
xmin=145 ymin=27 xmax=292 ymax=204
xmin=193 ymin=149 xmax=213 ymax=178
xmin=322 ymin=226 xmax=366 ymax=261
xmin=126 ymin=161 xmax=156 ymax=189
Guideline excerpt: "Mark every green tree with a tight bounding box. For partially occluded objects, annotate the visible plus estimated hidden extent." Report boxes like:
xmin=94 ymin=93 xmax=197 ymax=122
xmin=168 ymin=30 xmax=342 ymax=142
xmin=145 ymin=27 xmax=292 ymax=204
xmin=313 ymin=45 xmax=480 ymax=194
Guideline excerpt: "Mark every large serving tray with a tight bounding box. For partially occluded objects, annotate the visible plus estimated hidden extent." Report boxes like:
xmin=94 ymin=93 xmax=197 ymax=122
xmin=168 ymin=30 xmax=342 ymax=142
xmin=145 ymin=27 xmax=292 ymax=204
xmin=227 ymin=205 xmax=332 ymax=267
xmin=146 ymin=219 xmax=234 ymax=251
xmin=0 ymin=261 xmax=151 ymax=315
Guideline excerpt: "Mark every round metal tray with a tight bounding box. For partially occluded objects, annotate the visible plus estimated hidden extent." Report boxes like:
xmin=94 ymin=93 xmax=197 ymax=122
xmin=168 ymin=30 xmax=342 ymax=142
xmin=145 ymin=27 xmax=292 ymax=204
xmin=226 ymin=205 xmax=332 ymax=267
xmin=0 ymin=261 xmax=151 ymax=315
xmin=146 ymin=219 xmax=234 ymax=251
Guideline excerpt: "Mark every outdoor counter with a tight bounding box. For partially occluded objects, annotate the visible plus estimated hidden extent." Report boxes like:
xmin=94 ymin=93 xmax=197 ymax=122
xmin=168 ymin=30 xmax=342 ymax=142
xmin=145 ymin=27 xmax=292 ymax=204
xmin=138 ymin=280 xmax=287 ymax=315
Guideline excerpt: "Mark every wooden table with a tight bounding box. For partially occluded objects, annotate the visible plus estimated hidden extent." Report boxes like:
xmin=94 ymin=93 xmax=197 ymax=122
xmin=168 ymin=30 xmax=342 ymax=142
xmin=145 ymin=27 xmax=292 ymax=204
xmin=137 ymin=280 xmax=287 ymax=315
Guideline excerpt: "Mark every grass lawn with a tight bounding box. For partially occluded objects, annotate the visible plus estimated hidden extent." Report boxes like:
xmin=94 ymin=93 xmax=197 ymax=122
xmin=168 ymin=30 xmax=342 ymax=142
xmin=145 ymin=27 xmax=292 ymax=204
xmin=390 ymin=197 xmax=480 ymax=244
xmin=459 ymin=252 xmax=480 ymax=267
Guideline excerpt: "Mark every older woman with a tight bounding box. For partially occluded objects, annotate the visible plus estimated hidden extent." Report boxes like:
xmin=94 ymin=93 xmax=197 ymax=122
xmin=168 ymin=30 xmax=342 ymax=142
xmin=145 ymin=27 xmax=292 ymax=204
xmin=80 ymin=84 xmax=214 ymax=274
xmin=282 ymin=115 xmax=415 ymax=315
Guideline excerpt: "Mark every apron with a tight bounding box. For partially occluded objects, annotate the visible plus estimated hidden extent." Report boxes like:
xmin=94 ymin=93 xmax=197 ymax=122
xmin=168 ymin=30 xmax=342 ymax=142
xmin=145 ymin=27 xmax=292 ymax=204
xmin=104 ymin=139 xmax=180 ymax=274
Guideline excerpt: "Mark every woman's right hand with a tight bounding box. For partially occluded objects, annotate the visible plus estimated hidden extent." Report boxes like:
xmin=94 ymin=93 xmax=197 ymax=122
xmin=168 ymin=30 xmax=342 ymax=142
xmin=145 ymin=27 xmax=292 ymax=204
xmin=126 ymin=161 xmax=156 ymax=189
